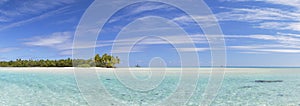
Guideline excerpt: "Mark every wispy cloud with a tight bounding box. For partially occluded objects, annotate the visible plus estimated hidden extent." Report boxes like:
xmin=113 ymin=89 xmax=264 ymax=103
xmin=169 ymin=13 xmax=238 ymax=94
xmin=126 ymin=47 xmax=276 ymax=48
xmin=59 ymin=50 xmax=73 ymax=56
xmin=227 ymin=33 xmax=300 ymax=53
xmin=0 ymin=0 xmax=9 ymax=5
xmin=170 ymin=0 xmax=300 ymax=32
xmin=108 ymin=34 xmax=206 ymax=45
xmin=255 ymin=0 xmax=300 ymax=9
xmin=0 ymin=7 xmax=70 ymax=31
xmin=22 ymin=31 xmax=115 ymax=55
xmin=256 ymin=22 xmax=300 ymax=32
xmin=256 ymin=49 xmax=300 ymax=53
xmin=249 ymin=34 xmax=300 ymax=45
xmin=221 ymin=0 xmax=300 ymax=9
xmin=218 ymin=0 xmax=300 ymax=32
xmin=0 ymin=0 xmax=75 ymax=30
xmin=0 ymin=47 xmax=18 ymax=53
xmin=0 ymin=16 xmax=9 ymax=22
xmin=172 ymin=14 xmax=219 ymax=28
xmin=111 ymin=45 xmax=145 ymax=53
xmin=216 ymin=2 xmax=300 ymax=54
xmin=176 ymin=48 xmax=209 ymax=52
xmin=23 ymin=31 xmax=73 ymax=55
xmin=0 ymin=0 xmax=74 ymax=20
xmin=108 ymin=2 xmax=174 ymax=23
xmin=229 ymin=45 xmax=300 ymax=53
xmin=24 ymin=32 xmax=72 ymax=47
xmin=100 ymin=31 xmax=300 ymax=54
xmin=99 ymin=34 xmax=209 ymax=53
xmin=216 ymin=7 xmax=297 ymax=22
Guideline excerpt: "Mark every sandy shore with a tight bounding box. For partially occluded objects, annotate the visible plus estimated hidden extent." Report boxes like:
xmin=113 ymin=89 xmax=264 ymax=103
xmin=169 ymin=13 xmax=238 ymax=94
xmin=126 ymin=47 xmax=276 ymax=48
xmin=0 ymin=67 xmax=283 ymax=74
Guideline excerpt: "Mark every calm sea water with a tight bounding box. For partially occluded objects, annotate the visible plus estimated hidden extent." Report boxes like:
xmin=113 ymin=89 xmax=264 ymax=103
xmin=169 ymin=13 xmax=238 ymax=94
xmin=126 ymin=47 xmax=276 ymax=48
xmin=0 ymin=68 xmax=299 ymax=106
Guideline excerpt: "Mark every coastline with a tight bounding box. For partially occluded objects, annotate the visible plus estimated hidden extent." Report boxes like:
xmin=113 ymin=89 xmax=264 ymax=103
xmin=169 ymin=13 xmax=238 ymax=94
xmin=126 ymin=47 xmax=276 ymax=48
xmin=0 ymin=67 xmax=293 ymax=74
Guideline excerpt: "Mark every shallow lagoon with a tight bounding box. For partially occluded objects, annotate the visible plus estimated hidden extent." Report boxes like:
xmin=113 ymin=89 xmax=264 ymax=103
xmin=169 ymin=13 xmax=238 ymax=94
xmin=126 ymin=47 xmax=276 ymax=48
xmin=0 ymin=68 xmax=299 ymax=106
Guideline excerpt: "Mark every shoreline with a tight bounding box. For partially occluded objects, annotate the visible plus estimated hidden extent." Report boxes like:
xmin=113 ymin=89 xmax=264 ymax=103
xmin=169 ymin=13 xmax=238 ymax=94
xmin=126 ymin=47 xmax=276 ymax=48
xmin=0 ymin=67 xmax=296 ymax=74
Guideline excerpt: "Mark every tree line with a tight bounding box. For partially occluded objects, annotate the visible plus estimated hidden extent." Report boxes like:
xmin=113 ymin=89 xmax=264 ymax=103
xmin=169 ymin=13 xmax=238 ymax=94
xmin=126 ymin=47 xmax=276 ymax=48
xmin=0 ymin=54 xmax=120 ymax=68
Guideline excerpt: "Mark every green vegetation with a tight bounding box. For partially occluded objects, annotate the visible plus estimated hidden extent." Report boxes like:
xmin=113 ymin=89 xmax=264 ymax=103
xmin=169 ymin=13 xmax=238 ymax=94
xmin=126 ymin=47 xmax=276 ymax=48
xmin=94 ymin=54 xmax=120 ymax=68
xmin=0 ymin=54 xmax=120 ymax=68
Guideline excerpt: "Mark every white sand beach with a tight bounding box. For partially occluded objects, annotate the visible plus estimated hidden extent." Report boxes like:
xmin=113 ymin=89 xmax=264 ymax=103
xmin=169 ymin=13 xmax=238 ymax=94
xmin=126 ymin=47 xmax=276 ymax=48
xmin=0 ymin=67 xmax=278 ymax=74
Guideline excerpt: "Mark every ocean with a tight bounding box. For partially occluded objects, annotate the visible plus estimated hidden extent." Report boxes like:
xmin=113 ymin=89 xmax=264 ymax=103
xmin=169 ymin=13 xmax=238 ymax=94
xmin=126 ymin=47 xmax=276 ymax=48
xmin=0 ymin=68 xmax=299 ymax=106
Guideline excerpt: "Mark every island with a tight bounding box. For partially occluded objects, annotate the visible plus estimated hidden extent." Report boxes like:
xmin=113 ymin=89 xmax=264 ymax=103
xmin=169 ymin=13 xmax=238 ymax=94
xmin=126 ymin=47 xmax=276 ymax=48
xmin=0 ymin=53 xmax=120 ymax=68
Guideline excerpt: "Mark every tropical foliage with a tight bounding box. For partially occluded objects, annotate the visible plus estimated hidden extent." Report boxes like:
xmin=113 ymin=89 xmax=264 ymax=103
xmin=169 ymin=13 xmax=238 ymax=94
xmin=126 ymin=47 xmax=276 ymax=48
xmin=0 ymin=54 xmax=120 ymax=68
xmin=94 ymin=53 xmax=120 ymax=68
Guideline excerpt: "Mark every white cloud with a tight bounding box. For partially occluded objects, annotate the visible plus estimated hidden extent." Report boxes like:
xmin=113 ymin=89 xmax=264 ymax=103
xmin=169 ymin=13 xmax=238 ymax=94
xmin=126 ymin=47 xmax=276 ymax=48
xmin=130 ymin=2 xmax=172 ymax=15
xmin=23 ymin=31 xmax=75 ymax=56
xmin=255 ymin=0 xmax=300 ymax=9
xmin=169 ymin=3 xmax=300 ymax=32
xmin=249 ymin=34 xmax=300 ymax=45
xmin=173 ymin=15 xmax=214 ymax=22
xmin=229 ymin=45 xmax=300 ymax=54
xmin=277 ymin=32 xmax=300 ymax=37
xmin=229 ymin=45 xmax=263 ymax=49
xmin=22 ymin=31 xmax=117 ymax=55
xmin=111 ymin=45 xmax=144 ymax=53
xmin=105 ymin=34 xmax=207 ymax=46
xmin=73 ymin=43 xmax=112 ymax=49
xmin=255 ymin=22 xmax=300 ymax=32
xmin=108 ymin=2 xmax=174 ymax=23
xmin=176 ymin=48 xmax=209 ymax=52
xmin=0 ymin=47 xmax=18 ymax=53
xmin=218 ymin=0 xmax=300 ymax=32
xmin=256 ymin=49 xmax=300 ymax=53
xmin=0 ymin=0 xmax=9 ymax=5
xmin=224 ymin=34 xmax=300 ymax=44
xmin=226 ymin=33 xmax=300 ymax=54
xmin=172 ymin=15 xmax=218 ymax=28
xmin=239 ymin=51 xmax=268 ymax=54
xmin=59 ymin=50 xmax=73 ymax=56
xmin=100 ymin=32 xmax=300 ymax=54
xmin=247 ymin=35 xmax=277 ymax=40
xmin=0 ymin=6 xmax=71 ymax=31
xmin=216 ymin=7 xmax=298 ymax=22
xmin=102 ymin=33 xmax=209 ymax=53
xmin=222 ymin=0 xmax=300 ymax=9
xmin=0 ymin=0 xmax=75 ymax=30
xmin=0 ymin=16 xmax=9 ymax=22
xmin=24 ymin=32 xmax=72 ymax=47
xmin=0 ymin=0 xmax=74 ymax=19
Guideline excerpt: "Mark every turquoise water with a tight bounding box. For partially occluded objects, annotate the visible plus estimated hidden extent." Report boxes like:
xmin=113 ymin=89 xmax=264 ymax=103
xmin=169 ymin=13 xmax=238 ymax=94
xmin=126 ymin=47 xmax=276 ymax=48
xmin=0 ymin=68 xmax=299 ymax=106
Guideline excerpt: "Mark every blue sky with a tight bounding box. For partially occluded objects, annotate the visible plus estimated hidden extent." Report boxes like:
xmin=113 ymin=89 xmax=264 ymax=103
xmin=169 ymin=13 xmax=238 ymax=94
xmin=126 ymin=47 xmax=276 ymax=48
xmin=1 ymin=0 xmax=300 ymax=67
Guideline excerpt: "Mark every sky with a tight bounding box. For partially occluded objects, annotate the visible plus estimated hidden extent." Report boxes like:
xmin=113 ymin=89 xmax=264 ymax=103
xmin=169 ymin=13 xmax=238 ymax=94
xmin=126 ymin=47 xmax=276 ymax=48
xmin=1 ymin=0 xmax=300 ymax=67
